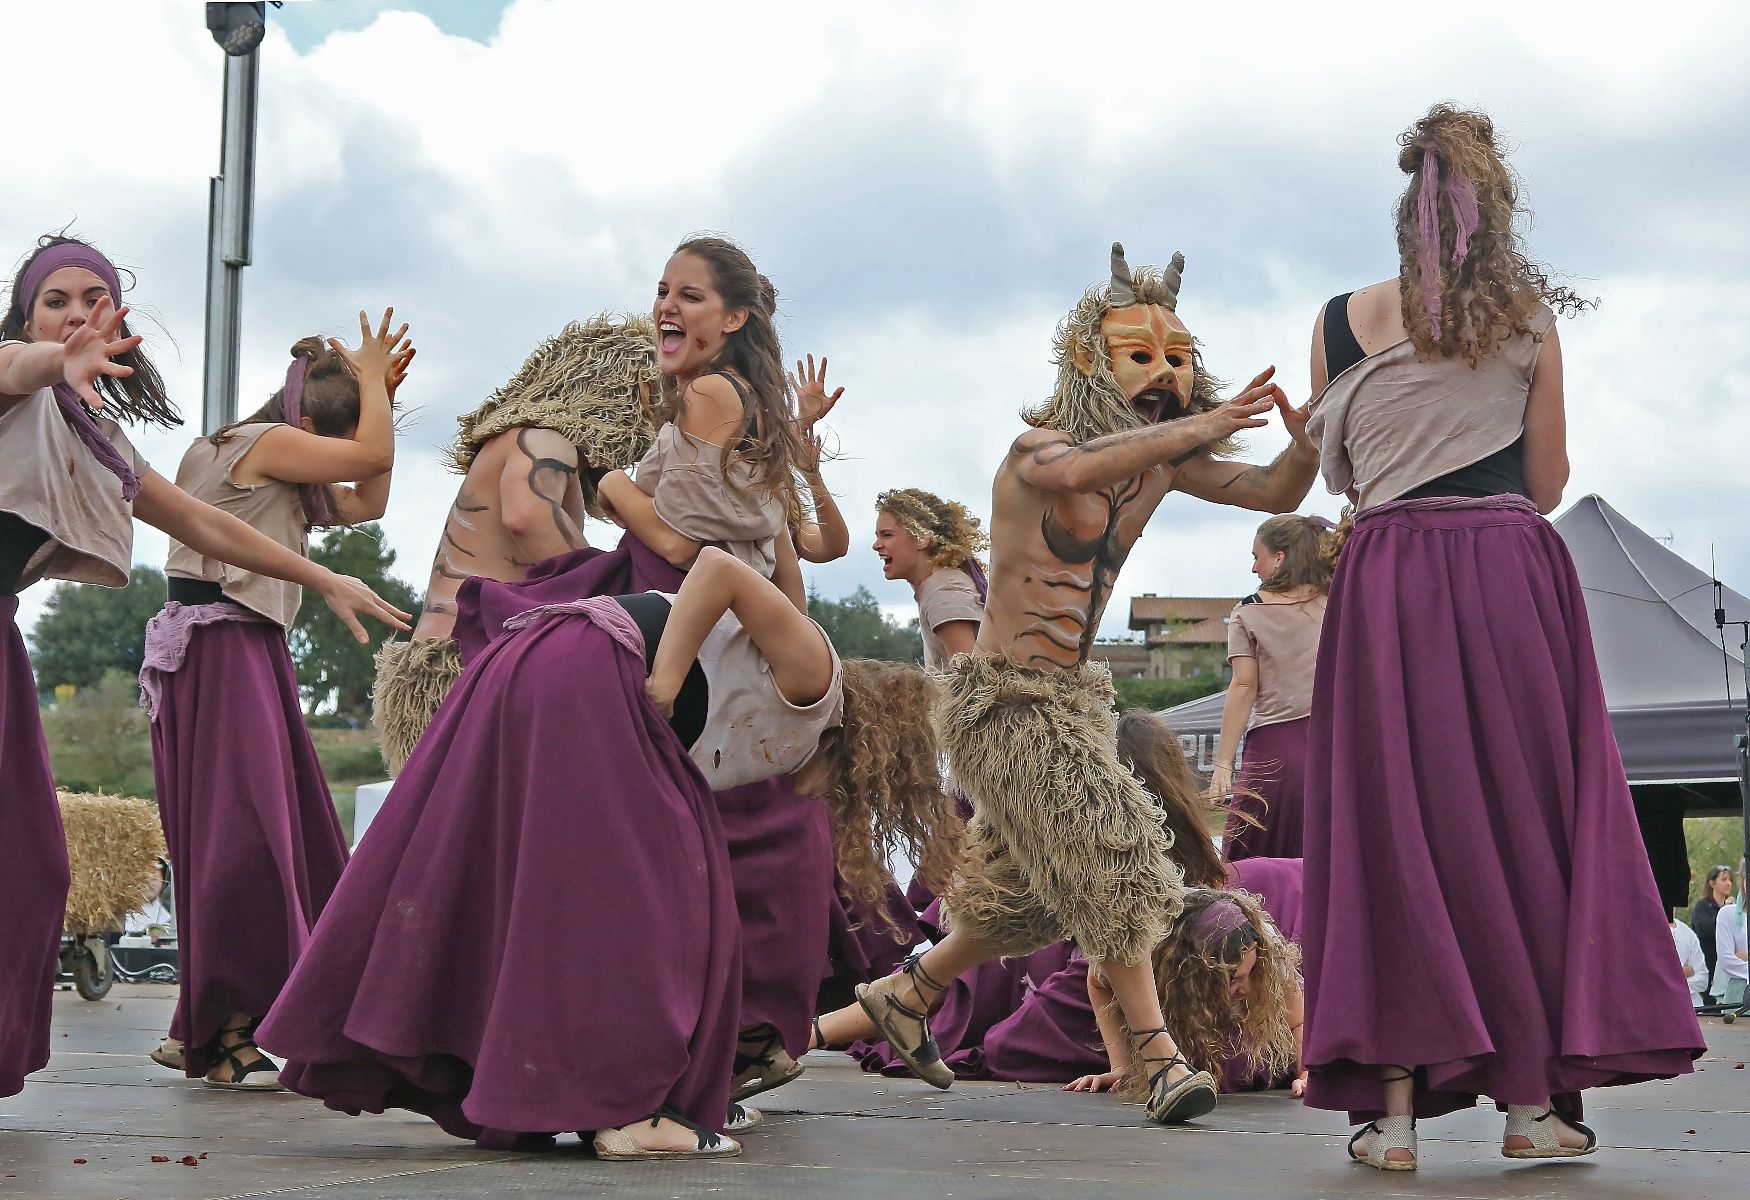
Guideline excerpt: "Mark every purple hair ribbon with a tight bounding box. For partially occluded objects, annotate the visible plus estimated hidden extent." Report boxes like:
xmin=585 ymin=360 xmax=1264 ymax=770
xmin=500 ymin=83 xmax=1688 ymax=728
xmin=1416 ymin=148 xmax=1481 ymax=335
xmin=964 ymin=558 xmax=989 ymax=605
xmin=17 ymin=243 xmax=140 ymax=501
xmin=280 ymin=355 xmax=342 ymax=528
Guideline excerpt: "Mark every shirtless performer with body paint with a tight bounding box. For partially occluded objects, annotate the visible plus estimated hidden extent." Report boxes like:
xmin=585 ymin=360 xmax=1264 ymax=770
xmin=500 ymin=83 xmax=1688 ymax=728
xmin=371 ymin=315 xmax=688 ymax=772
xmin=857 ymin=244 xmax=1320 ymax=1125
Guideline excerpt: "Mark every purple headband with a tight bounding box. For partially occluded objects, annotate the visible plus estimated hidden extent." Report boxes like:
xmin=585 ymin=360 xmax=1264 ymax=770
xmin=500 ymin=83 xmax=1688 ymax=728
xmin=1188 ymin=897 xmax=1252 ymax=950
xmin=1415 ymin=147 xmax=1480 ymax=333
xmin=17 ymin=243 xmax=125 ymax=323
xmin=16 ymin=244 xmax=139 ymax=501
xmin=280 ymin=355 xmax=341 ymax=528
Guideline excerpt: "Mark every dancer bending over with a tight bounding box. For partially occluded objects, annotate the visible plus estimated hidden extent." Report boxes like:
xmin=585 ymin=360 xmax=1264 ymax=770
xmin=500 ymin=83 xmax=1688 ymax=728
xmin=144 ymin=313 xmax=412 ymax=1089
xmin=0 ymin=234 xmax=406 ymax=1099
xmin=258 ymin=545 xmax=938 ymax=1160
xmin=1210 ymin=514 xmax=1334 ymax=860
xmin=1299 ymin=104 xmax=1702 ymax=1171
xmin=856 ymin=244 xmax=1318 ymax=1122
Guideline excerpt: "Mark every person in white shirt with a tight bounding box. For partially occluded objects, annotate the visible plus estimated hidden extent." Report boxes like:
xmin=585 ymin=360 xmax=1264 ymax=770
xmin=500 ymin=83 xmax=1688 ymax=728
xmin=1713 ymin=865 xmax=1747 ymax=1008
xmin=1669 ymin=918 xmax=1707 ymax=1008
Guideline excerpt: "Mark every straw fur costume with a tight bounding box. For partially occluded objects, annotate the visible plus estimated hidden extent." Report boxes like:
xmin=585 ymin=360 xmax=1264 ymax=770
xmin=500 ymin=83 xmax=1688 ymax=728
xmin=373 ymin=315 xmax=658 ymax=773
xmin=371 ymin=638 xmax=463 ymax=775
xmin=445 ymin=313 xmax=660 ymax=520
xmin=938 ymin=654 xmax=1182 ymax=967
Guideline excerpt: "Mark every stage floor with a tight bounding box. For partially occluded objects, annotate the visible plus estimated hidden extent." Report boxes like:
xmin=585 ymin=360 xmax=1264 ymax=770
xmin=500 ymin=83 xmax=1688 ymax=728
xmin=2 ymin=984 xmax=1743 ymax=1198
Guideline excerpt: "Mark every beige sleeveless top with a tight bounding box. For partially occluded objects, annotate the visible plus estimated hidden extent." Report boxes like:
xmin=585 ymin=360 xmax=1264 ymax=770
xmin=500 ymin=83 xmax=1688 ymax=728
xmin=674 ymin=594 xmax=844 ymax=792
xmin=165 ymin=423 xmax=308 ymax=629
xmin=0 ymin=374 xmax=148 ymax=589
xmin=1306 ymin=305 xmax=1555 ymax=511
xmin=1225 ymin=595 xmax=1325 ymax=728
xmin=635 ymin=422 xmax=784 ymax=577
xmin=916 ymin=566 xmax=984 ymax=671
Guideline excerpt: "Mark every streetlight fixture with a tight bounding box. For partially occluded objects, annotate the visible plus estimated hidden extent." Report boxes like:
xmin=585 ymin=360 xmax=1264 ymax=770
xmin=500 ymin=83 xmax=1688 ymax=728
xmin=200 ymin=3 xmax=272 ymax=434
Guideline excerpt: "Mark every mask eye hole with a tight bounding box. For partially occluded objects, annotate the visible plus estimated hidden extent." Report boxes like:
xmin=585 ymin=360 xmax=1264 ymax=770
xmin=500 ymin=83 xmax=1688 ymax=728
xmin=1166 ymin=355 xmax=1184 ymax=368
xmin=1129 ymin=351 xmax=1151 ymax=365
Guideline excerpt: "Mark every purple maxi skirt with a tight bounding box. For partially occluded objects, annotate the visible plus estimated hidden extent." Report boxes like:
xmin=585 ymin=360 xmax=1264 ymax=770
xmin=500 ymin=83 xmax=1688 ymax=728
xmin=457 ymin=537 xmax=834 ymax=1059
xmin=1222 ymin=716 xmax=1308 ymax=861
xmin=257 ymin=604 xmax=741 ymax=1143
xmin=147 ymin=614 xmax=349 ymax=1077
xmin=1300 ymin=496 xmax=1704 ymax=1122
xmin=0 ymin=596 xmax=67 ymax=1098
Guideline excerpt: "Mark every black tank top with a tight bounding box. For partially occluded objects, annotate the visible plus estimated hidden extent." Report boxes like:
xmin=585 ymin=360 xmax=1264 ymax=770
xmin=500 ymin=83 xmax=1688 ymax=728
xmin=1322 ymin=292 xmax=1528 ymax=502
xmin=611 ymin=591 xmax=709 ymax=750
xmin=0 ymin=512 xmax=50 ymax=596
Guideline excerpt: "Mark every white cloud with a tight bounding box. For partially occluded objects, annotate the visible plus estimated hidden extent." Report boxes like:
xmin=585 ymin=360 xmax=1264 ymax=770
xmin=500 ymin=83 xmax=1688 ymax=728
xmin=6 ymin=0 xmax=1748 ymax=651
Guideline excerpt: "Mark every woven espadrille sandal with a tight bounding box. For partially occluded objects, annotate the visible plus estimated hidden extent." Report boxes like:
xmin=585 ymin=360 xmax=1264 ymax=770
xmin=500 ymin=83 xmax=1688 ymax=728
xmin=725 ymin=1101 xmax=763 ymax=1134
xmin=729 ymin=1026 xmax=805 ymax=1103
xmin=1502 ymin=1105 xmax=1597 ymax=1159
xmin=855 ymin=954 xmax=953 ymax=1089
xmin=1133 ymin=1029 xmax=1218 ymax=1125
xmin=148 ymin=1037 xmax=184 ymax=1072
xmin=1348 ymin=1115 xmax=1417 ymax=1170
xmin=202 ymin=1021 xmax=284 ymax=1091
xmin=592 ymin=1108 xmax=740 ymax=1161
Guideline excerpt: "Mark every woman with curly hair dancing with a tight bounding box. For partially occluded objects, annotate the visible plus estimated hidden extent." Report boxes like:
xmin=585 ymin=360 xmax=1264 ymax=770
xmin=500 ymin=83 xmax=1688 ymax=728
xmin=1299 ymin=104 xmax=1702 ymax=1171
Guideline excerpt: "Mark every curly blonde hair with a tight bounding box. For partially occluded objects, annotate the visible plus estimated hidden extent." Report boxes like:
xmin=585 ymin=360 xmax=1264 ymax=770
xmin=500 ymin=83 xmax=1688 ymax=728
xmin=875 ymin=488 xmax=988 ymax=571
xmin=1025 ymin=261 xmax=1232 ymax=452
xmin=1395 ymin=104 xmax=1591 ymax=366
xmin=1117 ymin=887 xmax=1300 ymax=1098
xmin=811 ymin=659 xmax=963 ymax=940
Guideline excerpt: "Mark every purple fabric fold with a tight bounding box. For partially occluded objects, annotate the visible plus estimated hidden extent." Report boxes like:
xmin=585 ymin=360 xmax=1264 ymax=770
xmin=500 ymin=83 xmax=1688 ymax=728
xmin=139 ymin=600 xmax=273 ymax=720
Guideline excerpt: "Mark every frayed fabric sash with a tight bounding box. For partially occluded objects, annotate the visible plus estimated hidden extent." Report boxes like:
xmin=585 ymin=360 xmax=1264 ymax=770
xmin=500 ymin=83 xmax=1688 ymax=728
xmin=1360 ymin=493 xmax=1539 ymax=524
xmin=140 ymin=601 xmax=274 ymax=720
xmin=502 ymin=596 xmax=646 ymax=660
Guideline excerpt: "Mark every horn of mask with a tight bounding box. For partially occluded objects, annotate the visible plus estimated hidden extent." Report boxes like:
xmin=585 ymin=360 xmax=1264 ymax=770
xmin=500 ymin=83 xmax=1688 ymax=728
xmin=1109 ymin=242 xmax=1137 ymax=307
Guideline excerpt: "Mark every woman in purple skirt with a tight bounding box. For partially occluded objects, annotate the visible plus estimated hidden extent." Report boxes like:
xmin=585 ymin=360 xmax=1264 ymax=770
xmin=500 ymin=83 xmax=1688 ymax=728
xmin=257 ymin=547 xmax=942 ymax=1160
xmin=0 ymin=234 xmax=407 ymax=1100
xmin=143 ymin=313 xmax=413 ymax=1090
xmin=1299 ymin=106 xmax=1704 ymax=1171
xmin=1211 ymin=514 xmax=1333 ymax=861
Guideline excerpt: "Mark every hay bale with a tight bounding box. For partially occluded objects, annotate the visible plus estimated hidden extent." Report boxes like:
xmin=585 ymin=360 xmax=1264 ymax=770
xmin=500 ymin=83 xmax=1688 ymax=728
xmin=58 ymin=790 xmax=166 ymax=935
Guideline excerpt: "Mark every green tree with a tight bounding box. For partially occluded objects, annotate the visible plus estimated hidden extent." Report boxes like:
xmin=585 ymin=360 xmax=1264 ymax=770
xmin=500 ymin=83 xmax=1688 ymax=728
xmin=807 ymin=585 xmax=922 ymax=663
xmin=1111 ymin=674 xmax=1227 ymax=712
xmin=40 ymin=668 xmax=155 ymax=798
xmin=291 ymin=523 xmax=420 ymax=719
xmin=27 ymin=566 xmax=167 ymax=694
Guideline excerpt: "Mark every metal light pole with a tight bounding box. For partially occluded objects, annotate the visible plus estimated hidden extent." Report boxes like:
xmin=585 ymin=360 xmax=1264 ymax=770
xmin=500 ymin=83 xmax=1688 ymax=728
xmin=201 ymin=3 xmax=267 ymax=434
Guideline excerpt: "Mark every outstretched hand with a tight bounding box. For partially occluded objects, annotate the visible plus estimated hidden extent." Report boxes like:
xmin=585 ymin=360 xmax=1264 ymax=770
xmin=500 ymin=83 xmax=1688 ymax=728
xmin=1202 ymin=365 xmax=1285 ymax=442
xmin=61 ymin=295 xmax=141 ymax=407
xmin=789 ymin=353 xmax=844 ymax=427
xmin=318 ymin=571 xmax=412 ymax=643
xmin=1275 ymin=390 xmax=1314 ymax=453
xmin=386 ymin=339 xmax=416 ymax=397
xmin=330 ymin=308 xmax=409 ymax=387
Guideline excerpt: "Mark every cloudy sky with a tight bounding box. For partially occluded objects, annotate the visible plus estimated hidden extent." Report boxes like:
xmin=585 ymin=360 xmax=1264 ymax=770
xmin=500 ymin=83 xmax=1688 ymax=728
xmin=9 ymin=1 xmax=1749 ymax=642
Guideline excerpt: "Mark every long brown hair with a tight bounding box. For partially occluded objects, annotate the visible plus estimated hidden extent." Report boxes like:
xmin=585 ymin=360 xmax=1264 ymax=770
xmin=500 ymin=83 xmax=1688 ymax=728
xmin=2 ymin=234 xmax=179 ymax=427
xmin=211 ymin=335 xmax=365 ymax=444
xmin=1117 ymin=887 xmax=1300 ymax=1096
xmin=1395 ymin=104 xmax=1590 ymax=366
xmin=813 ymin=659 xmax=963 ymax=938
xmin=663 ymin=235 xmax=805 ymax=516
xmin=1116 ymin=709 xmax=1225 ymax=890
xmin=1255 ymin=514 xmax=1336 ymax=595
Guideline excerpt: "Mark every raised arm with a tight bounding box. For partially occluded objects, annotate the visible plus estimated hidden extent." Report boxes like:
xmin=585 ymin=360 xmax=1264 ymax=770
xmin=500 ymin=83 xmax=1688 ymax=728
xmin=1013 ymin=369 xmax=1281 ymax=495
xmin=131 ymin=470 xmax=410 ymax=641
xmin=498 ymin=426 xmax=588 ymax=566
xmin=0 ymin=295 xmax=141 ymax=412
xmin=1174 ymin=368 xmax=1320 ymax=513
xmin=789 ymin=353 xmax=849 ymax=563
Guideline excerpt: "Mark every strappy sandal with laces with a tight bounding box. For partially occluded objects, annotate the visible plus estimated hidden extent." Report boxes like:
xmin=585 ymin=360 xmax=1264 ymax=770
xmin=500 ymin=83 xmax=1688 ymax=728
xmin=1502 ymin=1105 xmax=1597 ymax=1160
xmin=1348 ymin=1070 xmax=1417 ymax=1170
xmin=809 ymin=1015 xmax=827 ymax=1052
xmin=148 ymin=1037 xmax=184 ymax=1072
xmin=592 ymin=1107 xmax=741 ymax=1161
xmin=202 ymin=1020 xmax=284 ymax=1091
xmin=729 ymin=1026 xmax=804 ymax=1103
xmin=855 ymin=954 xmax=953 ymax=1089
xmin=1132 ymin=1027 xmax=1217 ymax=1124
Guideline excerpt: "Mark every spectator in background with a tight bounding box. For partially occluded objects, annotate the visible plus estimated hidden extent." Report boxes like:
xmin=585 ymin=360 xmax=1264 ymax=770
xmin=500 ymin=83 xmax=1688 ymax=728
xmin=123 ymin=858 xmax=176 ymax=946
xmin=1691 ymin=865 xmax=1734 ymax=1003
xmin=1714 ymin=863 xmax=1747 ymax=1009
xmin=1669 ymin=916 xmax=1707 ymax=1009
